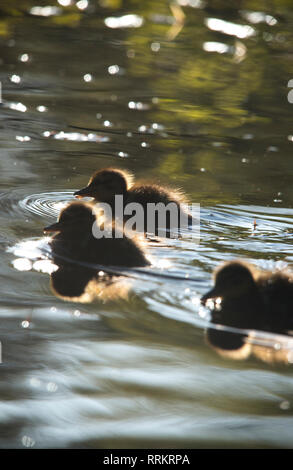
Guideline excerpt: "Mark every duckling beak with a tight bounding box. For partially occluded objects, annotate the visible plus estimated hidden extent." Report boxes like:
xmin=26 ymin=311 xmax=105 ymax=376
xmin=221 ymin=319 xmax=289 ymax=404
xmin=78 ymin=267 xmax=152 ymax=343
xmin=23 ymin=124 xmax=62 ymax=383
xmin=201 ymin=287 xmax=219 ymax=304
xmin=43 ymin=222 xmax=61 ymax=233
xmin=74 ymin=187 xmax=92 ymax=198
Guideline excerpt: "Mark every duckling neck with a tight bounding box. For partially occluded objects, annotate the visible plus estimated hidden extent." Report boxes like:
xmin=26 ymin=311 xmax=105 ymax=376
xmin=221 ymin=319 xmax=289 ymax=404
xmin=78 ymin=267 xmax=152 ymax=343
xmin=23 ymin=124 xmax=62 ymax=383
xmin=101 ymin=190 xmax=128 ymax=207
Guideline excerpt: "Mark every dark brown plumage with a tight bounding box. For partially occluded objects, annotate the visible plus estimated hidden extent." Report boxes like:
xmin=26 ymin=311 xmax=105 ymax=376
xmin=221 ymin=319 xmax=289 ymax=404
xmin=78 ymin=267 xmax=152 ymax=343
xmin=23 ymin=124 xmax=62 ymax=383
xmin=201 ymin=260 xmax=293 ymax=352
xmin=44 ymin=201 xmax=149 ymax=268
xmin=74 ymin=168 xmax=191 ymax=236
xmin=43 ymin=202 xmax=149 ymax=302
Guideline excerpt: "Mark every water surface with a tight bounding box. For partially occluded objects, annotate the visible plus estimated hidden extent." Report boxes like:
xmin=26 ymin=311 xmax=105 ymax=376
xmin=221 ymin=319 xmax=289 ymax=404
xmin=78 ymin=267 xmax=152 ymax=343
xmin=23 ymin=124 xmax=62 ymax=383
xmin=1 ymin=0 xmax=293 ymax=449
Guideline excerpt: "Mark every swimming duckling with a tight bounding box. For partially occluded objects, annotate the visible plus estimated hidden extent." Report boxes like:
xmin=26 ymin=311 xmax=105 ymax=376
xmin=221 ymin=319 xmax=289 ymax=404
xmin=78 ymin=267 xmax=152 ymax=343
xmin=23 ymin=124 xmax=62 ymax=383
xmin=44 ymin=201 xmax=150 ymax=268
xmin=201 ymin=261 xmax=293 ymax=350
xmin=74 ymin=167 xmax=191 ymax=236
xmin=43 ymin=201 xmax=149 ymax=302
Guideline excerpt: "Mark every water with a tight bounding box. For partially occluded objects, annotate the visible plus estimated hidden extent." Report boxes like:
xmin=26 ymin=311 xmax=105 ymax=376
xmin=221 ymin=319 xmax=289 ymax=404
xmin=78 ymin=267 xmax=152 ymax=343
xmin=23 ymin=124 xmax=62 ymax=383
xmin=1 ymin=0 xmax=293 ymax=449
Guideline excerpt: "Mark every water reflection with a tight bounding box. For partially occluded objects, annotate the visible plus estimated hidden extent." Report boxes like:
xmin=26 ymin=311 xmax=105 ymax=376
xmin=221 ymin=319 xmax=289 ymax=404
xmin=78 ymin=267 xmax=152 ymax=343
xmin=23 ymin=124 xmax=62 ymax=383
xmin=50 ymin=264 xmax=131 ymax=303
xmin=205 ymin=325 xmax=293 ymax=365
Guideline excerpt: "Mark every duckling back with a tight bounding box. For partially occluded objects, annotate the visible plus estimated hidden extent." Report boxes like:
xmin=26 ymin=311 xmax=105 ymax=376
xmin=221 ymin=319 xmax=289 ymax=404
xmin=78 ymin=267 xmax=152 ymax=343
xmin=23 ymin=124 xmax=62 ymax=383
xmin=85 ymin=232 xmax=149 ymax=268
xmin=258 ymin=271 xmax=293 ymax=333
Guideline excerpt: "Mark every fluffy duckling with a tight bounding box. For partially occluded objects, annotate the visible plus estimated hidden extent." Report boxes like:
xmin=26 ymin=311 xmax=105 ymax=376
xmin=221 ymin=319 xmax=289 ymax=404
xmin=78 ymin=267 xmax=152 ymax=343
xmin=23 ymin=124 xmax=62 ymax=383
xmin=74 ymin=168 xmax=191 ymax=236
xmin=201 ymin=260 xmax=293 ymax=342
xmin=44 ymin=201 xmax=149 ymax=268
xmin=43 ymin=201 xmax=149 ymax=302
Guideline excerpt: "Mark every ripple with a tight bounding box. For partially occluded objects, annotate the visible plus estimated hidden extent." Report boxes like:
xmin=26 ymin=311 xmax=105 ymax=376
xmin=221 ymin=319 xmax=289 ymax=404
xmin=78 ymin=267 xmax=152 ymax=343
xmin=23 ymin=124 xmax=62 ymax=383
xmin=18 ymin=191 xmax=75 ymax=219
xmin=201 ymin=204 xmax=293 ymax=232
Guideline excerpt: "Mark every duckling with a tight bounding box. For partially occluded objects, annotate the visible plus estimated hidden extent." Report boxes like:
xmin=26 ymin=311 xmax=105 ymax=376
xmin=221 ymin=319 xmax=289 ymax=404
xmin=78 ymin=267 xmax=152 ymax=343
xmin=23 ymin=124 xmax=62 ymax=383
xmin=43 ymin=201 xmax=149 ymax=302
xmin=44 ymin=201 xmax=150 ymax=268
xmin=201 ymin=261 xmax=293 ymax=345
xmin=74 ymin=168 xmax=191 ymax=236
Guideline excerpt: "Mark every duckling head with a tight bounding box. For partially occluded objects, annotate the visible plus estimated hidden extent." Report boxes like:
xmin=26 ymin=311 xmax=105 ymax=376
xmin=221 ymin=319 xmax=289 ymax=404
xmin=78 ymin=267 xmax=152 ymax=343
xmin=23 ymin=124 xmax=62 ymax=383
xmin=201 ymin=261 xmax=257 ymax=304
xmin=74 ymin=168 xmax=133 ymax=202
xmin=44 ymin=201 xmax=95 ymax=235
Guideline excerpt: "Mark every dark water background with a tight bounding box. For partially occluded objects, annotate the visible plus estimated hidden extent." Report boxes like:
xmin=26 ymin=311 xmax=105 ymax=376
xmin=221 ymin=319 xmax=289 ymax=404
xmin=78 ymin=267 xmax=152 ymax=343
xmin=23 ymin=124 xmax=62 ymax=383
xmin=1 ymin=0 xmax=293 ymax=448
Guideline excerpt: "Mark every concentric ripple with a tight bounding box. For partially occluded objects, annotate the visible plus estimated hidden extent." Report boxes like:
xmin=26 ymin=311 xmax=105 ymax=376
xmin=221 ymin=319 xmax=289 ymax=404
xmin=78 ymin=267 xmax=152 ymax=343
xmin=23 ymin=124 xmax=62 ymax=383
xmin=18 ymin=191 xmax=76 ymax=219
